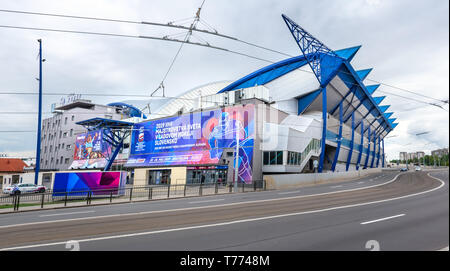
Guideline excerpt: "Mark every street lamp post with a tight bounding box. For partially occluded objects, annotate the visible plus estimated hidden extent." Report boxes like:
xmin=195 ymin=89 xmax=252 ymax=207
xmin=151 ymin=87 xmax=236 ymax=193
xmin=34 ymin=39 xmax=43 ymax=185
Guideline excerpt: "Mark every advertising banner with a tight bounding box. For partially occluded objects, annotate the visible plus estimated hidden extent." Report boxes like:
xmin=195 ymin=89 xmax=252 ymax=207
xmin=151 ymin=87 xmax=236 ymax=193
xmin=52 ymin=171 xmax=126 ymax=196
xmin=126 ymin=104 xmax=255 ymax=183
xmin=69 ymin=130 xmax=112 ymax=169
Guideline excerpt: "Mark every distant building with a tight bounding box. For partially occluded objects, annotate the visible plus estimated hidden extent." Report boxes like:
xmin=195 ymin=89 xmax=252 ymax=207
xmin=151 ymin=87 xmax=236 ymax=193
xmin=39 ymin=96 xmax=134 ymax=171
xmin=416 ymin=151 xmax=425 ymax=159
xmin=399 ymin=152 xmax=407 ymax=162
xmin=431 ymin=148 xmax=449 ymax=158
xmin=0 ymin=158 xmax=28 ymax=189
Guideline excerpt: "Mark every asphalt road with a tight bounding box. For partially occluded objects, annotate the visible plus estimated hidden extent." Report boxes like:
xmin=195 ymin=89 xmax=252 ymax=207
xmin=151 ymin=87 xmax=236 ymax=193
xmin=0 ymin=170 xmax=447 ymax=251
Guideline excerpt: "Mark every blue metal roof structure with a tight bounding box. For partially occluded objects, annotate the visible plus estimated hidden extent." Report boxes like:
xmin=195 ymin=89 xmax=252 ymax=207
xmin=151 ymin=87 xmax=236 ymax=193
xmin=76 ymin=118 xmax=134 ymax=171
xmin=216 ymin=14 xmax=397 ymax=172
xmin=76 ymin=118 xmax=134 ymax=131
xmin=107 ymin=102 xmax=147 ymax=119
xmin=217 ymin=20 xmax=395 ymax=136
xmin=218 ymin=56 xmax=308 ymax=93
xmin=356 ymin=68 xmax=373 ymax=81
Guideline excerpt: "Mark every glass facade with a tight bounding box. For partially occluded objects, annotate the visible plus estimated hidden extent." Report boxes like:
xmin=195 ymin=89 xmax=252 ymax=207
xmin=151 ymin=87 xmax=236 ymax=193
xmin=263 ymin=151 xmax=283 ymax=165
xmin=263 ymin=139 xmax=321 ymax=166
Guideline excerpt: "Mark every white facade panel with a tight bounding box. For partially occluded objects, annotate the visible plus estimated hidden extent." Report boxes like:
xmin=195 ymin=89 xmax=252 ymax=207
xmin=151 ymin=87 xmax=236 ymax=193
xmin=265 ymin=66 xmax=320 ymax=102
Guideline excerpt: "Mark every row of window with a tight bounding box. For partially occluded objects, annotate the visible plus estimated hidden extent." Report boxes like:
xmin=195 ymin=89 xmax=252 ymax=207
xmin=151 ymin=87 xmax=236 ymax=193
xmin=263 ymin=151 xmax=283 ymax=165
xmin=287 ymin=139 xmax=321 ymax=165
xmin=43 ymin=115 xmax=75 ymax=131
xmin=42 ymin=129 xmax=74 ymax=142
xmin=42 ymin=144 xmax=71 ymax=154
xmin=40 ymin=157 xmax=71 ymax=166
xmin=263 ymin=139 xmax=321 ymax=166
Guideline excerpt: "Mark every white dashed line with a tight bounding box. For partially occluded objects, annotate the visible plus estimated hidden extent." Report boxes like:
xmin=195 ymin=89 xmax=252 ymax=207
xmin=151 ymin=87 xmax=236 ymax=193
xmin=360 ymin=214 xmax=405 ymax=225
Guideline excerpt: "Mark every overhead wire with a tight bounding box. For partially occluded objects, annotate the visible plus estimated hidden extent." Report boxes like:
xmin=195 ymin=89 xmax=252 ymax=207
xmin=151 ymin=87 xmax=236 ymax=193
xmin=0 ymin=8 xmax=447 ymax=104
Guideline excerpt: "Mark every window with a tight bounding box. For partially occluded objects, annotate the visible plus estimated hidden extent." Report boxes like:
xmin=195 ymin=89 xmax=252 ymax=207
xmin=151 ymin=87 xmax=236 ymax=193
xmin=264 ymin=151 xmax=283 ymax=165
xmin=62 ymin=143 xmax=65 ymax=149
xmin=70 ymin=129 xmax=73 ymax=137
xmin=65 ymin=158 xmax=70 ymax=164
xmin=71 ymin=115 xmax=75 ymax=121
xmin=49 ymin=145 xmax=53 ymax=152
xmin=60 ymin=156 xmax=63 ymax=164
xmin=63 ymin=132 xmax=67 ymax=138
xmin=60 ymin=131 xmax=62 ymax=138
xmin=64 ymin=117 xmax=68 ymax=125
xmin=276 ymin=151 xmax=283 ymax=165
xmin=66 ymin=144 xmax=71 ymax=151
xmin=263 ymin=152 xmax=269 ymax=165
xmin=288 ymin=151 xmax=295 ymax=165
xmin=56 ymin=159 xmax=59 ymax=165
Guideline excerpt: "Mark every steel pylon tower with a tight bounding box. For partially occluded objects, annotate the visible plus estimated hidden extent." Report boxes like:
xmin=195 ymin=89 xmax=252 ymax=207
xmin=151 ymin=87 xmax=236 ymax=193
xmin=281 ymin=14 xmax=344 ymax=87
xmin=282 ymin=14 xmax=346 ymax=173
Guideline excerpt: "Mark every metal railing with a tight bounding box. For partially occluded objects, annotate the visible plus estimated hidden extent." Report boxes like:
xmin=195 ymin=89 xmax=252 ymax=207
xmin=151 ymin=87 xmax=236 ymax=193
xmin=0 ymin=180 xmax=266 ymax=212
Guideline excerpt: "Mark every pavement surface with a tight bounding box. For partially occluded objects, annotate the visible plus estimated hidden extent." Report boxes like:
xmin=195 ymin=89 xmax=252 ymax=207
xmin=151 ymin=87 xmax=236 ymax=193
xmin=0 ymin=169 xmax=447 ymax=251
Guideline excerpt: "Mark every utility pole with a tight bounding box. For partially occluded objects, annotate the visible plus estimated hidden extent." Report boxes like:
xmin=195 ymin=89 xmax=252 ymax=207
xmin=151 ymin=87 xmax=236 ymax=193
xmin=34 ymin=39 xmax=43 ymax=185
xmin=234 ymin=118 xmax=239 ymax=193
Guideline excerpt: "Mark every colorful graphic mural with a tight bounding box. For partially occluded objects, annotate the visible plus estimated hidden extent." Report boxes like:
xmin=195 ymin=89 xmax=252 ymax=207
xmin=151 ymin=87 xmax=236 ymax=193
xmin=69 ymin=130 xmax=112 ymax=169
xmin=126 ymin=104 xmax=255 ymax=183
xmin=52 ymin=171 xmax=127 ymax=196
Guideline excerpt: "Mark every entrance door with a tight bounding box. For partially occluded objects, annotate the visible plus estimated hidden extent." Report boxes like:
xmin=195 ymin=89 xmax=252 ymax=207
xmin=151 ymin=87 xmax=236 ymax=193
xmin=42 ymin=173 xmax=52 ymax=189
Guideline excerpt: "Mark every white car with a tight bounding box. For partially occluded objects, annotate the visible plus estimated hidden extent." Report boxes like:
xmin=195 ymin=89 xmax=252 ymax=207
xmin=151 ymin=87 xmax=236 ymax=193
xmin=415 ymin=166 xmax=422 ymax=171
xmin=2 ymin=183 xmax=46 ymax=195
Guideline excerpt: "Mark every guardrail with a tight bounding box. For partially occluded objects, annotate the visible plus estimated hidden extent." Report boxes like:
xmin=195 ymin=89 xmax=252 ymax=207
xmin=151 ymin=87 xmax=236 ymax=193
xmin=0 ymin=180 xmax=266 ymax=212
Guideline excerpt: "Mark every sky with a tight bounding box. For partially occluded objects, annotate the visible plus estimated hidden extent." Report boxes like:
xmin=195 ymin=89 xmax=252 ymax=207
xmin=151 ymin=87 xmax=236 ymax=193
xmin=0 ymin=0 xmax=448 ymax=162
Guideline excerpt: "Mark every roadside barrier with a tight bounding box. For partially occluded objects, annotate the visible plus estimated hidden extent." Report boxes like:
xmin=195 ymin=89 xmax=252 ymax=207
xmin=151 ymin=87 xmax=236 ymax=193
xmin=0 ymin=180 xmax=266 ymax=212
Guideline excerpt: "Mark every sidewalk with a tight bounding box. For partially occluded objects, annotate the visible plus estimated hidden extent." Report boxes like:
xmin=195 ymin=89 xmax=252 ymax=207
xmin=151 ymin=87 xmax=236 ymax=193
xmin=0 ymin=186 xmax=235 ymax=214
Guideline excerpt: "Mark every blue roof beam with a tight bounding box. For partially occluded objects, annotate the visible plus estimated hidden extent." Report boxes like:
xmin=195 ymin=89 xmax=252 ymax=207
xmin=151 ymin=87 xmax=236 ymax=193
xmin=373 ymin=96 xmax=386 ymax=105
xmin=356 ymin=68 xmax=373 ymax=81
xmin=366 ymin=84 xmax=380 ymax=94
xmin=334 ymin=46 xmax=362 ymax=62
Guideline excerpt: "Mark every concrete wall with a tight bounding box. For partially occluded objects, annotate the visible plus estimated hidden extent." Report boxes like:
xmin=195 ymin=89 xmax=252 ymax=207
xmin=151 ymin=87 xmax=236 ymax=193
xmin=133 ymin=167 xmax=187 ymax=191
xmin=263 ymin=168 xmax=382 ymax=190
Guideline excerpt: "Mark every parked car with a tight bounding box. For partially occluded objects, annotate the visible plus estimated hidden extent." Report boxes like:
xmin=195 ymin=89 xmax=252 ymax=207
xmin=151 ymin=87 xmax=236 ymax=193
xmin=415 ymin=166 xmax=422 ymax=171
xmin=400 ymin=168 xmax=408 ymax=172
xmin=2 ymin=183 xmax=46 ymax=195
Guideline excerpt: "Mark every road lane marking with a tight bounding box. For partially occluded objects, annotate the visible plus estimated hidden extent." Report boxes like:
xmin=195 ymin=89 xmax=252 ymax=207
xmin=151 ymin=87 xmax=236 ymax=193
xmin=331 ymin=185 xmax=343 ymax=188
xmin=360 ymin=214 xmax=405 ymax=225
xmin=357 ymin=182 xmax=365 ymax=184
xmin=1 ymin=173 xmax=444 ymax=251
xmin=0 ymin=172 xmax=404 ymax=230
xmin=188 ymin=199 xmax=224 ymax=204
xmin=39 ymin=211 xmax=96 ymax=217
xmin=278 ymin=190 xmax=301 ymax=195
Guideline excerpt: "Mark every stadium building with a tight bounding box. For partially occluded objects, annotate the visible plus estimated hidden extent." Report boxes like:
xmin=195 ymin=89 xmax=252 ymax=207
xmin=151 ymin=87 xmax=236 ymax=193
xmin=75 ymin=15 xmax=398 ymax=187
